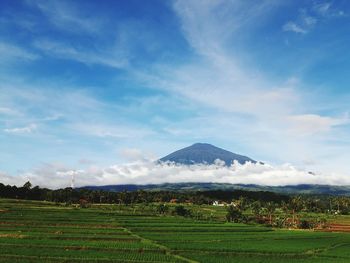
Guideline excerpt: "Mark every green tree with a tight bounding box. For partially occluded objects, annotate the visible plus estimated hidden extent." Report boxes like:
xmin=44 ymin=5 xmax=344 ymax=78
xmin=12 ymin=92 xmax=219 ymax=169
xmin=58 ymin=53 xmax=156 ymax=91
xmin=23 ymin=181 xmax=32 ymax=190
xmin=226 ymin=205 xmax=244 ymax=223
xmin=265 ymin=202 xmax=276 ymax=225
xmin=289 ymin=196 xmax=303 ymax=226
xmin=251 ymin=201 xmax=262 ymax=218
xmin=174 ymin=205 xmax=191 ymax=217
xmin=156 ymin=204 xmax=169 ymax=215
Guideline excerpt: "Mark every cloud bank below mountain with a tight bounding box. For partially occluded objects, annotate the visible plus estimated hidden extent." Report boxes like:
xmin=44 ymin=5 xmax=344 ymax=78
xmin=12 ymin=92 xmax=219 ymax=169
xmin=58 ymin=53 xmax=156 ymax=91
xmin=1 ymin=160 xmax=348 ymax=189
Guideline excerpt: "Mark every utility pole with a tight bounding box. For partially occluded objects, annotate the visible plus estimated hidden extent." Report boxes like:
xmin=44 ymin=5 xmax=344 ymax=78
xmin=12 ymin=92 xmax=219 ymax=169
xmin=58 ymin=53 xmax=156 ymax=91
xmin=70 ymin=171 xmax=75 ymax=189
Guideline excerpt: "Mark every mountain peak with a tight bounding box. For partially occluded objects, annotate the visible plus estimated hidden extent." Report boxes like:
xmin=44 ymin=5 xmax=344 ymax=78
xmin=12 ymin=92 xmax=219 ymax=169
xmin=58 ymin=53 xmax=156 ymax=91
xmin=160 ymin=143 xmax=256 ymax=166
xmin=191 ymin=142 xmax=214 ymax=147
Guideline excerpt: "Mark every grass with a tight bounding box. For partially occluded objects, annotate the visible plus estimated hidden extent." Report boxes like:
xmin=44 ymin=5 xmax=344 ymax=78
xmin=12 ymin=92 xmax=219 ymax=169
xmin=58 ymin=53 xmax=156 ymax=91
xmin=1 ymin=198 xmax=350 ymax=262
xmin=0 ymin=199 xmax=185 ymax=262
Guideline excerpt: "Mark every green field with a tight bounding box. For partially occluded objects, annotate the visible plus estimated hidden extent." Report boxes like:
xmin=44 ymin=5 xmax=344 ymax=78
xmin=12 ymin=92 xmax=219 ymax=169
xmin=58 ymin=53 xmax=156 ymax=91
xmin=1 ymin=199 xmax=350 ymax=262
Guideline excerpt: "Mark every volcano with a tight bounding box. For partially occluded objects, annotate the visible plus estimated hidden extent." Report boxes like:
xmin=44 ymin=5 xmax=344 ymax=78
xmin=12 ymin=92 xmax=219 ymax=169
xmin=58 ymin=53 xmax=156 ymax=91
xmin=159 ymin=143 xmax=256 ymax=166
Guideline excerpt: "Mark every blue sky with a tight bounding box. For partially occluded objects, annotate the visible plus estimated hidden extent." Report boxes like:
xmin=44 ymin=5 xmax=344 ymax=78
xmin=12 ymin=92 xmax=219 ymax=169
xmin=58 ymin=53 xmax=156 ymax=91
xmin=1 ymin=0 xmax=350 ymax=186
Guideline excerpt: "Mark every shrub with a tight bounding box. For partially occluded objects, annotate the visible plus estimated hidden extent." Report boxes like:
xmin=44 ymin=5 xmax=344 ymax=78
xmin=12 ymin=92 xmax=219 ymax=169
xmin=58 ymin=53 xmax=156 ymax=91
xmin=299 ymin=219 xmax=314 ymax=229
xmin=156 ymin=204 xmax=169 ymax=214
xmin=226 ymin=205 xmax=245 ymax=223
xmin=173 ymin=205 xmax=191 ymax=217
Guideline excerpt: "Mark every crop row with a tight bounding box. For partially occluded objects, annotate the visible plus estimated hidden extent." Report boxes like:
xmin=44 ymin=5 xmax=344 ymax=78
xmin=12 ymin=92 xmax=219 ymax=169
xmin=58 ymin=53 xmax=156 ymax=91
xmin=177 ymin=251 xmax=350 ymax=263
xmin=0 ymin=237 xmax=157 ymax=249
xmin=0 ymin=227 xmax=130 ymax=235
xmin=0 ymin=246 xmax=183 ymax=262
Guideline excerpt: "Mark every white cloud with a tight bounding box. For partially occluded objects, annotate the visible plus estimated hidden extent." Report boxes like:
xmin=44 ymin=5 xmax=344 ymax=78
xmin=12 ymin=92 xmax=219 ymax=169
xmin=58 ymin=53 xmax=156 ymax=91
xmin=1 ymin=161 xmax=349 ymax=189
xmin=0 ymin=107 xmax=20 ymax=116
xmin=0 ymin=172 xmax=18 ymax=185
xmin=313 ymin=2 xmax=345 ymax=17
xmin=303 ymin=14 xmax=317 ymax=26
xmin=283 ymin=21 xmax=307 ymax=34
xmin=33 ymin=39 xmax=127 ymax=69
xmin=283 ymin=9 xmax=317 ymax=34
xmin=1 ymin=0 xmax=349 ymax=187
xmin=314 ymin=2 xmax=332 ymax=15
xmin=283 ymin=2 xmax=345 ymax=35
xmin=78 ymin=158 xmax=95 ymax=165
xmin=132 ymin=0 xmax=350 ymax=177
xmin=287 ymin=114 xmax=349 ymax=136
xmin=173 ymin=0 xmax=278 ymax=57
xmin=4 ymin=124 xmax=37 ymax=134
xmin=142 ymin=2 xmax=296 ymax=122
xmin=146 ymin=1 xmax=297 ymax=119
xmin=119 ymin=148 xmax=153 ymax=162
xmin=71 ymin=123 xmax=154 ymax=139
xmin=26 ymin=0 xmax=102 ymax=34
xmin=0 ymin=42 xmax=39 ymax=62
xmin=0 ymin=83 xmax=158 ymax=173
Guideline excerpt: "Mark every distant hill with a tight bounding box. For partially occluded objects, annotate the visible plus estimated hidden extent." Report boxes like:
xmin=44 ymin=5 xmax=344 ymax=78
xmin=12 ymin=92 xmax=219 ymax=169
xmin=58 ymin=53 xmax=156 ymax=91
xmin=81 ymin=143 xmax=350 ymax=196
xmin=159 ymin=143 xmax=256 ymax=166
xmin=81 ymin=183 xmax=350 ymax=196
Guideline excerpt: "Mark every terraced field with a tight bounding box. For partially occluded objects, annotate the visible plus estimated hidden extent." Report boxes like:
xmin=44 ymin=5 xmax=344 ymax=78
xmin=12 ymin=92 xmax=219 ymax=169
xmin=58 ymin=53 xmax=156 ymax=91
xmin=1 ymin=199 xmax=350 ymax=262
xmin=0 ymin=199 xmax=185 ymax=262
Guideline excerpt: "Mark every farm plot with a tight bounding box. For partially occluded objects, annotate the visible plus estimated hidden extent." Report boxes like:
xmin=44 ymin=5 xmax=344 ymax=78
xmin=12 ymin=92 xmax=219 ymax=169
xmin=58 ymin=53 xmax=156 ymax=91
xmin=1 ymin=199 xmax=350 ymax=263
xmin=119 ymin=212 xmax=350 ymax=262
xmin=0 ymin=199 xmax=186 ymax=262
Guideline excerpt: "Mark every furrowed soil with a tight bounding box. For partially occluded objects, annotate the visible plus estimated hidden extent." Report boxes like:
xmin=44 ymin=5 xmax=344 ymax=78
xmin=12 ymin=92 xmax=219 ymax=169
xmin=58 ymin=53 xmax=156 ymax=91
xmin=1 ymin=199 xmax=350 ymax=262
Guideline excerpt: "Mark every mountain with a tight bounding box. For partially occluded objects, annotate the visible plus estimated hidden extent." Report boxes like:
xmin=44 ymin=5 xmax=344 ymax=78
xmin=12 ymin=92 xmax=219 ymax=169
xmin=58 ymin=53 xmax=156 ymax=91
xmin=81 ymin=183 xmax=350 ymax=196
xmin=81 ymin=143 xmax=350 ymax=195
xmin=159 ymin=143 xmax=256 ymax=166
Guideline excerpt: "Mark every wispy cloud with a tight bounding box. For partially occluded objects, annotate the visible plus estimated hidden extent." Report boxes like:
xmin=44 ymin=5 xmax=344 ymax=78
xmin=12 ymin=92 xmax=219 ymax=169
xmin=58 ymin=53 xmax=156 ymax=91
xmin=71 ymin=122 xmax=154 ymax=139
xmin=26 ymin=0 xmax=102 ymax=34
xmin=283 ymin=2 xmax=345 ymax=34
xmin=173 ymin=0 xmax=278 ymax=57
xmin=0 ymin=107 xmax=20 ymax=116
xmin=283 ymin=21 xmax=308 ymax=34
xmin=0 ymin=42 xmax=39 ymax=62
xmin=143 ymin=1 xmax=297 ymax=119
xmin=4 ymin=123 xmax=37 ymax=134
xmin=313 ymin=2 xmax=345 ymax=17
xmin=0 ymin=82 xmax=157 ymax=166
xmin=32 ymin=39 xmax=128 ymax=69
xmin=1 ymin=0 xmax=349 ymax=186
xmin=132 ymin=0 xmax=350 ymax=176
xmin=313 ymin=2 xmax=332 ymax=16
xmin=283 ymin=9 xmax=317 ymax=34
xmin=119 ymin=148 xmax=155 ymax=162
xmin=287 ymin=114 xmax=349 ymax=136
xmin=151 ymin=1 xmax=298 ymax=122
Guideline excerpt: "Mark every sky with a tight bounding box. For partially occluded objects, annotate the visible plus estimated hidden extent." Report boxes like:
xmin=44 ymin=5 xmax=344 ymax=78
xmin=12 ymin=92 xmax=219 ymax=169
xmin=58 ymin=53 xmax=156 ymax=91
xmin=1 ymin=0 xmax=350 ymax=188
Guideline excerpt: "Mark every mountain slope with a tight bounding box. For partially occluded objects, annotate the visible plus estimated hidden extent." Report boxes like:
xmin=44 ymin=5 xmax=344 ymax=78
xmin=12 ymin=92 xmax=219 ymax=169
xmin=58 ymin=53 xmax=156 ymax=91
xmin=159 ymin=143 xmax=256 ymax=166
xmin=81 ymin=183 xmax=350 ymax=196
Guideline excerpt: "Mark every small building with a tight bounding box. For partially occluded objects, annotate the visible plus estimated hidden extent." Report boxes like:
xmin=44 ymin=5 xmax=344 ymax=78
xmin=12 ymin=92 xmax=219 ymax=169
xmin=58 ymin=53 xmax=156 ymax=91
xmin=212 ymin=201 xmax=225 ymax=206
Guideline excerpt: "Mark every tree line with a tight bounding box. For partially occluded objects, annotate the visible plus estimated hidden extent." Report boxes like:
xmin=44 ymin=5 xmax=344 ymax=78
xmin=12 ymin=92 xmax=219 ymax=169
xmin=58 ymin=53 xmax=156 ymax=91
xmin=0 ymin=181 xmax=289 ymax=204
xmin=1 ymin=181 xmax=350 ymax=230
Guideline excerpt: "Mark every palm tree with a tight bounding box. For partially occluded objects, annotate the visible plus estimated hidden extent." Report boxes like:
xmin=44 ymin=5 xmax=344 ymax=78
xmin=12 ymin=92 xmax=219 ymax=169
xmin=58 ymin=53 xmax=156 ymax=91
xmin=251 ymin=201 xmax=262 ymax=220
xmin=265 ymin=202 xmax=276 ymax=225
xmin=289 ymin=196 xmax=303 ymax=226
xmin=226 ymin=205 xmax=244 ymax=223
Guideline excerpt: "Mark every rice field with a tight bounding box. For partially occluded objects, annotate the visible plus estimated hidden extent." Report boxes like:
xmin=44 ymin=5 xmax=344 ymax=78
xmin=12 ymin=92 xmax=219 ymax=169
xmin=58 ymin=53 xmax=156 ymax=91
xmin=1 ymin=199 xmax=350 ymax=262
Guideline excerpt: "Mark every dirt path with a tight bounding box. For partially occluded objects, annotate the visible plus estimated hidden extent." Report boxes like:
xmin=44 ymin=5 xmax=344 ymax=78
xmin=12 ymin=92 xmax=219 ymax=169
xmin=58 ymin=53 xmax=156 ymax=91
xmin=316 ymin=223 xmax=350 ymax=233
xmin=124 ymin=227 xmax=199 ymax=263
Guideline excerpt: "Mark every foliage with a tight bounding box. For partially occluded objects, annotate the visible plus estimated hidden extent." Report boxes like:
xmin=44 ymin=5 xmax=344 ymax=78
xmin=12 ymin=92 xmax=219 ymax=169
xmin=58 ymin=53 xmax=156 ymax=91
xmin=226 ymin=205 xmax=245 ymax=223
xmin=1 ymin=199 xmax=350 ymax=262
xmin=173 ymin=205 xmax=191 ymax=217
xmin=1 ymin=181 xmax=350 ymax=230
xmin=156 ymin=203 xmax=169 ymax=214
